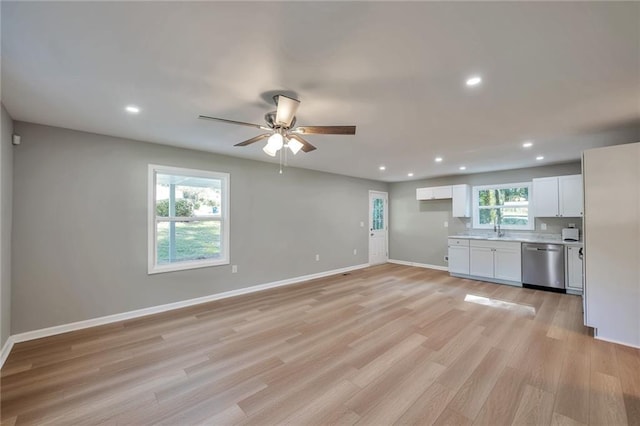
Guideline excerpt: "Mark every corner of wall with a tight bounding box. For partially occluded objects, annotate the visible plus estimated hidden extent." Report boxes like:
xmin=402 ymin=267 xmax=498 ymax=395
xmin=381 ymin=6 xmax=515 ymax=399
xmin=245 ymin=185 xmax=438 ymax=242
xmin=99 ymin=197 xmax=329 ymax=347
xmin=0 ymin=103 xmax=14 ymax=350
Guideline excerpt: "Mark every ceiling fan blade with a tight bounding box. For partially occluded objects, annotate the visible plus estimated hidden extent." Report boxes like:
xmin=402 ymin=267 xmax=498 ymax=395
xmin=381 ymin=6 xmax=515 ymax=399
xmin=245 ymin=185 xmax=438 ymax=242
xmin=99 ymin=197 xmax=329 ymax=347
xmin=274 ymin=95 xmax=300 ymax=127
xmin=293 ymin=126 xmax=356 ymax=135
xmin=199 ymin=115 xmax=268 ymax=130
xmin=289 ymin=134 xmax=317 ymax=152
xmin=234 ymin=133 xmax=271 ymax=147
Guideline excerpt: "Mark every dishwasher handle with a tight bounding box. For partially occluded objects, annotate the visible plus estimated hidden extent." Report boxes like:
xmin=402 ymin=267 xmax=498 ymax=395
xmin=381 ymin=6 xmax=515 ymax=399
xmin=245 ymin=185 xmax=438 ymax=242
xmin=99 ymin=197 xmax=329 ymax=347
xmin=524 ymin=247 xmax=560 ymax=252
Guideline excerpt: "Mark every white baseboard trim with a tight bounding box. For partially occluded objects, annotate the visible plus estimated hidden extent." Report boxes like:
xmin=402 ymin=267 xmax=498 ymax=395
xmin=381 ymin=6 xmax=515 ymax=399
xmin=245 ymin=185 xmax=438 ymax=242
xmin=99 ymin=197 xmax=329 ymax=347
xmin=1 ymin=263 xmax=370 ymax=368
xmin=594 ymin=335 xmax=640 ymax=349
xmin=0 ymin=336 xmax=15 ymax=368
xmin=388 ymin=259 xmax=448 ymax=272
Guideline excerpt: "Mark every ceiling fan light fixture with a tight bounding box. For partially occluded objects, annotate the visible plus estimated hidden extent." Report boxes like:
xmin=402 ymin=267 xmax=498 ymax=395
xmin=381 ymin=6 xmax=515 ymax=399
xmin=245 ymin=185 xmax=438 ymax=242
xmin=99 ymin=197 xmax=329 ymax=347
xmin=263 ymin=142 xmax=278 ymax=157
xmin=267 ymin=133 xmax=284 ymax=150
xmin=274 ymin=95 xmax=300 ymax=127
xmin=287 ymin=138 xmax=304 ymax=155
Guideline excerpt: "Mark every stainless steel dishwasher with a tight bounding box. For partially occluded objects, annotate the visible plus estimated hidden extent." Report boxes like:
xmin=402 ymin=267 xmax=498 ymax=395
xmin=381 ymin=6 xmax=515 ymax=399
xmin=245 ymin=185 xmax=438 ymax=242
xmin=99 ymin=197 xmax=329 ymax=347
xmin=522 ymin=243 xmax=565 ymax=290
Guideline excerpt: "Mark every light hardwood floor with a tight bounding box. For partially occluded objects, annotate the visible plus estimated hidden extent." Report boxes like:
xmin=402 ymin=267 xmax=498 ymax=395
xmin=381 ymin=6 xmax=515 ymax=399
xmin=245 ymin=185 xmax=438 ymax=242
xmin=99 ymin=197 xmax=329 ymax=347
xmin=2 ymin=264 xmax=639 ymax=425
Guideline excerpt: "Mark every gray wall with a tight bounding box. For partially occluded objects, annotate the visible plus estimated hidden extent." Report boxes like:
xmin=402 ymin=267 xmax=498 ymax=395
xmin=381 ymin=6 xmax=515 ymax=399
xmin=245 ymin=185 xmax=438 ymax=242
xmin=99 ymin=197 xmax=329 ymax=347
xmin=1 ymin=105 xmax=14 ymax=348
xmin=11 ymin=122 xmax=387 ymax=334
xmin=389 ymin=163 xmax=583 ymax=266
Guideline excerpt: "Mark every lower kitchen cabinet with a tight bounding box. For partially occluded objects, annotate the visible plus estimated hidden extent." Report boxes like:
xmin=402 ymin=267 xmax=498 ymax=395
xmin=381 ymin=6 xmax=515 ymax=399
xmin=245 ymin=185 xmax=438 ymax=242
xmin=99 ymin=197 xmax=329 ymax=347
xmin=469 ymin=246 xmax=494 ymax=278
xmin=468 ymin=240 xmax=522 ymax=286
xmin=566 ymin=245 xmax=583 ymax=292
xmin=494 ymin=246 xmax=522 ymax=281
xmin=448 ymin=238 xmax=470 ymax=275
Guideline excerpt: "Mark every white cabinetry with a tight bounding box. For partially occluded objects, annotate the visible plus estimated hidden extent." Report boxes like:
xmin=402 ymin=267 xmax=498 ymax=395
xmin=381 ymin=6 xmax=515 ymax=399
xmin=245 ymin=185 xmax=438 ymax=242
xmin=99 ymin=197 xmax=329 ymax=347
xmin=452 ymin=184 xmax=471 ymax=217
xmin=566 ymin=246 xmax=583 ymax=292
xmin=494 ymin=245 xmax=522 ymax=282
xmin=447 ymin=238 xmax=470 ymax=275
xmin=469 ymin=240 xmax=522 ymax=285
xmin=470 ymin=246 xmax=494 ymax=278
xmin=559 ymin=175 xmax=583 ymax=217
xmin=416 ymin=186 xmax=453 ymax=200
xmin=532 ymin=177 xmax=559 ymax=217
xmin=532 ymin=174 xmax=583 ymax=217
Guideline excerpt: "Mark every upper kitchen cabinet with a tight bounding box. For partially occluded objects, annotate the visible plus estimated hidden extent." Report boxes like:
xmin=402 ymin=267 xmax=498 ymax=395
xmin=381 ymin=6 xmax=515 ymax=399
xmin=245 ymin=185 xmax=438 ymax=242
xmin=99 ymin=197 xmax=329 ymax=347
xmin=532 ymin=174 xmax=583 ymax=217
xmin=452 ymin=184 xmax=471 ymax=217
xmin=559 ymin=175 xmax=583 ymax=217
xmin=416 ymin=185 xmax=452 ymax=200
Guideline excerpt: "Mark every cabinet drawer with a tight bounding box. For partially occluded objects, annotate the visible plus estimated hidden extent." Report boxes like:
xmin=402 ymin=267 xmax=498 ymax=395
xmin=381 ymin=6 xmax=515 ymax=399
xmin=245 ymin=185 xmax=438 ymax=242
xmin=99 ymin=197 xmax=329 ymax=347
xmin=448 ymin=238 xmax=470 ymax=247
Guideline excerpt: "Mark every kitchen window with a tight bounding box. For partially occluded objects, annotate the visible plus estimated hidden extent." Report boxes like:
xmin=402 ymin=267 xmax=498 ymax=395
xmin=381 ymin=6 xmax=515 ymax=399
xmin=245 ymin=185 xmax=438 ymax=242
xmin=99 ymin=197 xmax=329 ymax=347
xmin=472 ymin=182 xmax=533 ymax=230
xmin=148 ymin=165 xmax=229 ymax=274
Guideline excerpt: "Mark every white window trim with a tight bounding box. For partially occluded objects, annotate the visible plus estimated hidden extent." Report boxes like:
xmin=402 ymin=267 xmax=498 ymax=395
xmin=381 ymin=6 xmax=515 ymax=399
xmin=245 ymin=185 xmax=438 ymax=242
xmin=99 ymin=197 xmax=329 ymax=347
xmin=148 ymin=164 xmax=230 ymax=274
xmin=472 ymin=182 xmax=534 ymax=230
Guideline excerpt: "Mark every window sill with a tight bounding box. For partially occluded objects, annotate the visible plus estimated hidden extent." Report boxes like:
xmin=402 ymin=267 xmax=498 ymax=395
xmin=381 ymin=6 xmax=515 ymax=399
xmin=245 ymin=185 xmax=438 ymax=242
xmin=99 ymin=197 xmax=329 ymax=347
xmin=148 ymin=258 xmax=229 ymax=275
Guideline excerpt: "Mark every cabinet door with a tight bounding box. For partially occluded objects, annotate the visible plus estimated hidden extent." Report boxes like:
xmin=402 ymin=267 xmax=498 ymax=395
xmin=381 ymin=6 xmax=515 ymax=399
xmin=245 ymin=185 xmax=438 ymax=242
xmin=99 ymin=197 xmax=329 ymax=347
xmin=566 ymin=246 xmax=584 ymax=290
xmin=448 ymin=245 xmax=470 ymax=275
xmin=559 ymin=175 xmax=583 ymax=217
xmin=494 ymin=248 xmax=522 ymax=282
xmin=470 ymin=247 xmax=494 ymax=278
xmin=416 ymin=187 xmax=434 ymax=200
xmin=433 ymin=186 xmax=453 ymax=199
xmin=452 ymin=184 xmax=471 ymax=217
xmin=533 ymin=177 xmax=559 ymax=217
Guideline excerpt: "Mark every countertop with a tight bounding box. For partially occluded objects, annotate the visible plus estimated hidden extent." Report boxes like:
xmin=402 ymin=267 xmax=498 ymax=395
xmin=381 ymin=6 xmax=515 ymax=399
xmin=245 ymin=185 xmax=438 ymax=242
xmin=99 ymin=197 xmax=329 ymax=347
xmin=449 ymin=234 xmax=583 ymax=246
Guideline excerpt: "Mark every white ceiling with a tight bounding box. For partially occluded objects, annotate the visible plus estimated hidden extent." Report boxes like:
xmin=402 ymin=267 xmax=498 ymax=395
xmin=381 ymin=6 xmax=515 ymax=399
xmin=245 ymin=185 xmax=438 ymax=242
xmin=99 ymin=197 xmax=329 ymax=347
xmin=2 ymin=1 xmax=639 ymax=182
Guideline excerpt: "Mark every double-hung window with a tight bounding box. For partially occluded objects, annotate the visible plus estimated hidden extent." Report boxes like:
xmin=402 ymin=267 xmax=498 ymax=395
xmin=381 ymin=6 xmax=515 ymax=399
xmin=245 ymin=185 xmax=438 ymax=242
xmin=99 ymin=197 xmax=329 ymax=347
xmin=148 ymin=165 xmax=229 ymax=274
xmin=472 ymin=182 xmax=533 ymax=230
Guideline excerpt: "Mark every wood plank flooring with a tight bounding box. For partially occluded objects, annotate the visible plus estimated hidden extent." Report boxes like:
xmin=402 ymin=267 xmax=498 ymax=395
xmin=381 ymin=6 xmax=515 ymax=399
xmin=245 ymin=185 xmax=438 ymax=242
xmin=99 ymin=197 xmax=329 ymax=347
xmin=2 ymin=264 xmax=639 ymax=425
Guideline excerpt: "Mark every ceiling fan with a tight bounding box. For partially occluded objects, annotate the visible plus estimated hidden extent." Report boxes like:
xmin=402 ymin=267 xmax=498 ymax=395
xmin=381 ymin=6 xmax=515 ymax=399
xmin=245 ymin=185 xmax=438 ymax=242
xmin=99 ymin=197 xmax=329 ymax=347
xmin=198 ymin=95 xmax=356 ymax=157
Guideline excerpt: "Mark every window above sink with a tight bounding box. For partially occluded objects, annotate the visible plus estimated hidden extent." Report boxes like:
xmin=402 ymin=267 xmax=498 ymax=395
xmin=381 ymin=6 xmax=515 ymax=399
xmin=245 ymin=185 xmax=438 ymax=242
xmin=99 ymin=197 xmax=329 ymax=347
xmin=472 ymin=182 xmax=534 ymax=231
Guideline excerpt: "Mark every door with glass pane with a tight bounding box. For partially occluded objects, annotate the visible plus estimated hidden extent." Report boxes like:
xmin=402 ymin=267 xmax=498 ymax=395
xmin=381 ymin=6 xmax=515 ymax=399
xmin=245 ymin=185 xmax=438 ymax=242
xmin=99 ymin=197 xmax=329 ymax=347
xmin=369 ymin=191 xmax=388 ymax=265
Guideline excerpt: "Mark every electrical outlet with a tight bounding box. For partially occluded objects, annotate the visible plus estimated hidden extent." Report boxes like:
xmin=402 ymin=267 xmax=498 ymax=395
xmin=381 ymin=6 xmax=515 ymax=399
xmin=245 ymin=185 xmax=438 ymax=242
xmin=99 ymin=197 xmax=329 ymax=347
xmin=231 ymin=265 xmax=238 ymax=273
xmin=360 ymin=221 xmax=364 ymax=227
xmin=444 ymin=221 xmax=448 ymax=228
xmin=540 ymin=223 xmax=547 ymax=231
xmin=465 ymin=222 xmax=471 ymax=229
xmin=315 ymin=254 xmax=320 ymax=261
xmin=353 ymin=249 xmax=357 ymax=255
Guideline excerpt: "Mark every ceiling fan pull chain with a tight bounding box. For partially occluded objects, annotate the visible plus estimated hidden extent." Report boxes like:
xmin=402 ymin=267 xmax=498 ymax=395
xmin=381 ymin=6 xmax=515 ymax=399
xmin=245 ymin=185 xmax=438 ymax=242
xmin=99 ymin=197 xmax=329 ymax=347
xmin=279 ymin=144 xmax=284 ymax=174
xmin=284 ymin=142 xmax=289 ymax=167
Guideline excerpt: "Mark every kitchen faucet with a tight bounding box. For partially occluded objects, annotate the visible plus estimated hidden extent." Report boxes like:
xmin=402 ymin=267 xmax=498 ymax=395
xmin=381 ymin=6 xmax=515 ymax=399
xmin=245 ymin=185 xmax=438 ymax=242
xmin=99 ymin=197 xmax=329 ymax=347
xmin=494 ymin=218 xmax=505 ymax=237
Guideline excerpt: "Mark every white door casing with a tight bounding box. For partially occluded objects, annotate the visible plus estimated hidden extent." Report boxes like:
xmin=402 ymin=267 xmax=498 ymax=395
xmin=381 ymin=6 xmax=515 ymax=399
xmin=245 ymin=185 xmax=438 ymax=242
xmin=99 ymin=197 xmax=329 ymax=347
xmin=368 ymin=191 xmax=388 ymax=265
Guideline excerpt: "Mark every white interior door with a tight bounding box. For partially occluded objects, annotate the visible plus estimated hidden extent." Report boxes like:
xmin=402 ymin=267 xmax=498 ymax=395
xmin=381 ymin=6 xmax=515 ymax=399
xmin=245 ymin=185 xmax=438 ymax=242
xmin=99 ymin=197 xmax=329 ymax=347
xmin=369 ymin=191 xmax=388 ymax=265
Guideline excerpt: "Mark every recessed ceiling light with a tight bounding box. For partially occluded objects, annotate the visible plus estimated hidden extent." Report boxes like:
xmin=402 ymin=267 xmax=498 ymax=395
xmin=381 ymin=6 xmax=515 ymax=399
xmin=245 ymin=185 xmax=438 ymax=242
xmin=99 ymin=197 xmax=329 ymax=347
xmin=125 ymin=105 xmax=140 ymax=114
xmin=379 ymin=165 xmax=386 ymax=171
xmin=459 ymin=166 xmax=467 ymax=170
xmin=435 ymin=157 xmax=443 ymax=163
xmin=522 ymin=141 xmax=533 ymax=148
xmin=407 ymin=172 xmax=414 ymax=177
xmin=536 ymin=156 xmax=544 ymax=161
xmin=466 ymin=76 xmax=482 ymax=87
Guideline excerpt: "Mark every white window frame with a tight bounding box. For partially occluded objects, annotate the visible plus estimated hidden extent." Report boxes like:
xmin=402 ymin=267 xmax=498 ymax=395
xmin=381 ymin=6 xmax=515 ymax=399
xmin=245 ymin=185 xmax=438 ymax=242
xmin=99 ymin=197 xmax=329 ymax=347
xmin=148 ymin=164 xmax=230 ymax=274
xmin=472 ymin=182 xmax=534 ymax=230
